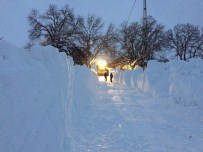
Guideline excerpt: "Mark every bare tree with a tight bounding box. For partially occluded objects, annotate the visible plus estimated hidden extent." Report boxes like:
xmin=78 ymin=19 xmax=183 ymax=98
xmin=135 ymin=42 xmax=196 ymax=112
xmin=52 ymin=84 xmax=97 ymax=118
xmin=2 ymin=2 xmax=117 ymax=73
xmin=28 ymin=5 xmax=73 ymax=49
xmin=116 ymin=16 xmax=166 ymax=68
xmin=74 ymin=14 xmax=104 ymax=65
xmin=118 ymin=22 xmax=142 ymax=62
xmin=91 ymin=23 xmax=122 ymax=68
xmin=27 ymin=4 xmax=89 ymax=65
xmin=101 ymin=24 xmax=120 ymax=59
xmin=144 ymin=16 xmax=166 ymax=60
xmin=76 ymin=15 xmax=103 ymax=49
xmin=190 ymin=27 xmax=203 ymax=58
xmin=166 ymin=23 xmax=203 ymax=61
xmin=98 ymin=24 xmax=119 ymax=54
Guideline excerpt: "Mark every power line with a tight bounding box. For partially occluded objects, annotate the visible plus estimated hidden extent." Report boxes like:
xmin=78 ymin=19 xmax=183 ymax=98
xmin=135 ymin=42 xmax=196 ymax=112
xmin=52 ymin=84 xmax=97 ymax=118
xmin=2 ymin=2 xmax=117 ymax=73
xmin=127 ymin=0 xmax=136 ymax=24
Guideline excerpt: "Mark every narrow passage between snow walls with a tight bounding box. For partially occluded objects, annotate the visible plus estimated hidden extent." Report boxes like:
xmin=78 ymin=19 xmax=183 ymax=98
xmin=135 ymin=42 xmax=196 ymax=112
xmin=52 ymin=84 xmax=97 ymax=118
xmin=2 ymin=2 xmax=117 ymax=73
xmin=0 ymin=41 xmax=203 ymax=152
xmin=70 ymin=61 xmax=203 ymax=152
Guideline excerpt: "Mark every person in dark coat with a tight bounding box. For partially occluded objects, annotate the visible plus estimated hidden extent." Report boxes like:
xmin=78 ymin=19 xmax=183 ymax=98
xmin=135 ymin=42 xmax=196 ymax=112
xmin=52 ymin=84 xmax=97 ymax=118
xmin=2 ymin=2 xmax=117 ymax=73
xmin=110 ymin=73 xmax=113 ymax=82
xmin=104 ymin=72 xmax=108 ymax=81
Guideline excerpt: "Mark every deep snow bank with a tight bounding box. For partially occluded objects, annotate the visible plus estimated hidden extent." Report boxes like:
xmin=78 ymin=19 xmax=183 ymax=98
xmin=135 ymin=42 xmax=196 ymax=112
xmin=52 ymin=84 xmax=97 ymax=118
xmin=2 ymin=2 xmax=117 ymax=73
xmin=116 ymin=59 xmax=203 ymax=108
xmin=0 ymin=41 xmax=73 ymax=152
xmin=68 ymin=65 xmax=98 ymax=151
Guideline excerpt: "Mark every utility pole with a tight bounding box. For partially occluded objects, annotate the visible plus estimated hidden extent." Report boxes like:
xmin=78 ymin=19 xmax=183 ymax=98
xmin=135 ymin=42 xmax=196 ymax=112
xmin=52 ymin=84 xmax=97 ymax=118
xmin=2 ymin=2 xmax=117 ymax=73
xmin=143 ymin=0 xmax=147 ymax=24
xmin=142 ymin=0 xmax=148 ymax=63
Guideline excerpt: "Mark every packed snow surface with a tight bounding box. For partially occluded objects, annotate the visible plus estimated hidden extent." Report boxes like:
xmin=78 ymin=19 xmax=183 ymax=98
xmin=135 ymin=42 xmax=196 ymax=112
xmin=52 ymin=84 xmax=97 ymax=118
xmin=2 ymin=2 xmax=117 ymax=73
xmin=0 ymin=41 xmax=202 ymax=152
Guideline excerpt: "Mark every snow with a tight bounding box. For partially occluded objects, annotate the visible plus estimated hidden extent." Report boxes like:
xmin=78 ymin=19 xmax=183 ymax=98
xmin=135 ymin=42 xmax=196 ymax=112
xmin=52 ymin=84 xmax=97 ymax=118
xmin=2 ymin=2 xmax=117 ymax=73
xmin=0 ymin=41 xmax=72 ymax=151
xmin=116 ymin=59 xmax=203 ymax=108
xmin=0 ymin=40 xmax=203 ymax=151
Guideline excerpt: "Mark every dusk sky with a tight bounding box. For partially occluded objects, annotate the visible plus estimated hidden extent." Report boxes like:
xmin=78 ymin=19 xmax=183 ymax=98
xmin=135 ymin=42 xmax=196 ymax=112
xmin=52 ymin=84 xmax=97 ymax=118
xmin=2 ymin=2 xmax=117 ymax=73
xmin=0 ymin=0 xmax=202 ymax=47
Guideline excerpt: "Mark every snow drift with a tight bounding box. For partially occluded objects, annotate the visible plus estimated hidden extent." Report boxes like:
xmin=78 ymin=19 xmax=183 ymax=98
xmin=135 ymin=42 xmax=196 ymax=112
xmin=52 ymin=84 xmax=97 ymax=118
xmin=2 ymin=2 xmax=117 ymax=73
xmin=0 ymin=41 xmax=73 ymax=151
xmin=116 ymin=59 xmax=203 ymax=109
xmin=0 ymin=40 xmax=99 ymax=152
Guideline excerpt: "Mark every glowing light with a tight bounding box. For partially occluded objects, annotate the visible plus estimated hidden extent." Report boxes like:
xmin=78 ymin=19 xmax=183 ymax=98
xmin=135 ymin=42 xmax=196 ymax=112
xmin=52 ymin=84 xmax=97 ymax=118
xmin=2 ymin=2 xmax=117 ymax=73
xmin=97 ymin=59 xmax=107 ymax=70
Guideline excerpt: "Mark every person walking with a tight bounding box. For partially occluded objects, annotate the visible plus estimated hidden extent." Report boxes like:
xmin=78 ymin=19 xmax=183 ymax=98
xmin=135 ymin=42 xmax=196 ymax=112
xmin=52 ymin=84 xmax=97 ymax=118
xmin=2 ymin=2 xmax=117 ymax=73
xmin=104 ymin=72 xmax=108 ymax=81
xmin=110 ymin=73 xmax=113 ymax=83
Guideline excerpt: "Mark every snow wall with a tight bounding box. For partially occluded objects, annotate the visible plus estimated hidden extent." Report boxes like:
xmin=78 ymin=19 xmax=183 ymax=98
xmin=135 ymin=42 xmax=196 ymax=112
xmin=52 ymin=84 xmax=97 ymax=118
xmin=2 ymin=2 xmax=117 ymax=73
xmin=116 ymin=59 xmax=203 ymax=109
xmin=0 ymin=41 xmax=97 ymax=152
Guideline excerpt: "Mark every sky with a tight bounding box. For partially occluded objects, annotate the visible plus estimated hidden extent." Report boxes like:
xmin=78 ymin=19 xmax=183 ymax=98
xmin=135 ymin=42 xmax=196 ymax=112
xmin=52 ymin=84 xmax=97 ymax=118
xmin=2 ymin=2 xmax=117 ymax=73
xmin=0 ymin=0 xmax=202 ymax=47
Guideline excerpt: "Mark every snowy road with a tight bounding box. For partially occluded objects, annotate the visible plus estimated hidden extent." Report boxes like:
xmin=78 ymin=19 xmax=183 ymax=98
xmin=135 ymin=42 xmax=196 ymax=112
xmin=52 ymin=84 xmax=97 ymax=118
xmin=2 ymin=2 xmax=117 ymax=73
xmin=71 ymin=80 xmax=203 ymax=152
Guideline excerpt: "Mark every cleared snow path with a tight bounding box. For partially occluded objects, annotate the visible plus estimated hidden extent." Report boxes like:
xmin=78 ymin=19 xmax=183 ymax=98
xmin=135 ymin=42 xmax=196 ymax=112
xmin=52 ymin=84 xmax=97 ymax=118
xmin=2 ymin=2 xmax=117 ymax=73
xmin=71 ymin=79 xmax=203 ymax=152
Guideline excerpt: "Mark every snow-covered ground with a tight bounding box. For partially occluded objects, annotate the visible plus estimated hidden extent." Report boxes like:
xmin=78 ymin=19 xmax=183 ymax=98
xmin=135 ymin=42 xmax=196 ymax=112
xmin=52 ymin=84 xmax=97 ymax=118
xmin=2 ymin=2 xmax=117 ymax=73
xmin=0 ymin=41 xmax=203 ymax=152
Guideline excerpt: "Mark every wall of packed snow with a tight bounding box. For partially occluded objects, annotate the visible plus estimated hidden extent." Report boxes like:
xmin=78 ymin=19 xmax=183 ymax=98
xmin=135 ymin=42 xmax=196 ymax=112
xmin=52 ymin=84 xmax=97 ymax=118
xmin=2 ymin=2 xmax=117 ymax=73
xmin=116 ymin=59 xmax=203 ymax=109
xmin=0 ymin=40 xmax=99 ymax=152
xmin=0 ymin=41 xmax=73 ymax=151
